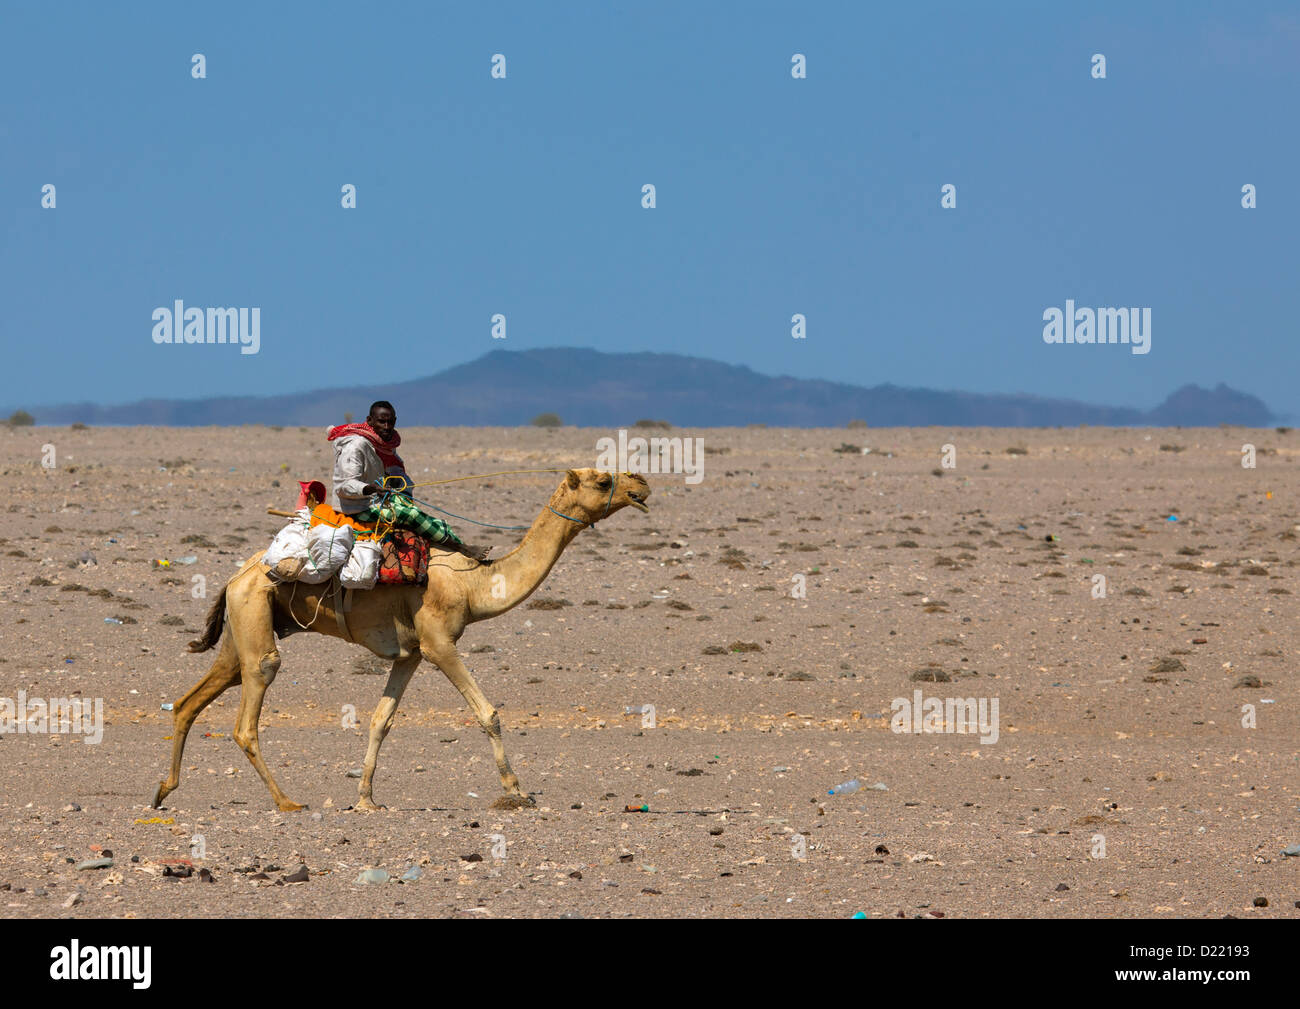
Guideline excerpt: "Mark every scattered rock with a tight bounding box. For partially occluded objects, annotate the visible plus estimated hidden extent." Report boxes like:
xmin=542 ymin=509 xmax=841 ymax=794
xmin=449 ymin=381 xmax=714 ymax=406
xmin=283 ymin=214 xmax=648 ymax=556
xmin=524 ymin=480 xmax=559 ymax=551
xmin=526 ymin=597 xmax=572 ymax=610
xmin=1148 ymin=658 xmax=1186 ymax=673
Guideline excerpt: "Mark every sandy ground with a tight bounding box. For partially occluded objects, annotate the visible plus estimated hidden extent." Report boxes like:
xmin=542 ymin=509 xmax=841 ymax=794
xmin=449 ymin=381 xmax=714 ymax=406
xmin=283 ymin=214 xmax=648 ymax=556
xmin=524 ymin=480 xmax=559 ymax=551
xmin=0 ymin=423 xmax=1296 ymax=919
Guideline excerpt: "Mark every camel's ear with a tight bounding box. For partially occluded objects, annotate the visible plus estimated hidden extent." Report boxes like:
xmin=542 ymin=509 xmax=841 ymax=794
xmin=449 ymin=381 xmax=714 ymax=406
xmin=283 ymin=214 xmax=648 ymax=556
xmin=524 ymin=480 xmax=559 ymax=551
xmin=565 ymin=469 xmax=581 ymax=489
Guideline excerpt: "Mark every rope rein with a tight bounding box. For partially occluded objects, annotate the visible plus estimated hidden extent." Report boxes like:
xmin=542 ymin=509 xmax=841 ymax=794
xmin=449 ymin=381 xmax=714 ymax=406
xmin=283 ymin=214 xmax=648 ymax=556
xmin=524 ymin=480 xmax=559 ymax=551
xmin=373 ymin=468 xmax=624 ymax=531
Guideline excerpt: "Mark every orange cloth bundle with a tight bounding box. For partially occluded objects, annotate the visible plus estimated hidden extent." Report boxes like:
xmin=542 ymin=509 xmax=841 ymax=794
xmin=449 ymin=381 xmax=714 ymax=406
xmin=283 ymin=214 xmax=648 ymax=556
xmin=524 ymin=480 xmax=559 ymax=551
xmin=309 ymin=503 xmax=380 ymax=541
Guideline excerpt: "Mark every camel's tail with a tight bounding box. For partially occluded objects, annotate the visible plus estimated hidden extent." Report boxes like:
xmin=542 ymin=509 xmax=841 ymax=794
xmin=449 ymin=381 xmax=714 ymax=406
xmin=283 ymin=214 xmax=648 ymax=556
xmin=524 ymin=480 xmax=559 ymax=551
xmin=187 ymin=583 xmax=228 ymax=653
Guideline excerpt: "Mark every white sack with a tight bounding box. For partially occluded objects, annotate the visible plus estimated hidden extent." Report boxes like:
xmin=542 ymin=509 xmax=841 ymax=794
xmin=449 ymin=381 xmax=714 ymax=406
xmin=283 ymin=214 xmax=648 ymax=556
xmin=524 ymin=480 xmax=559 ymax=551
xmin=299 ymin=523 xmax=355 ymax=584
xmin=263 ymin=513 xmax=312 ymax=581
xmin=340 ymin=538 xmax=383 ymax=590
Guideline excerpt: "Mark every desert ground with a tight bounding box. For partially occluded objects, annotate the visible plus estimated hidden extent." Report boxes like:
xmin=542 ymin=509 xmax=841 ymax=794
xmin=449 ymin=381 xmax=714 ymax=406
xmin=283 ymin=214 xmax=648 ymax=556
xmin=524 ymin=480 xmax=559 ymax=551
xmin=0 ymin=423 xmax=1296 ymax=918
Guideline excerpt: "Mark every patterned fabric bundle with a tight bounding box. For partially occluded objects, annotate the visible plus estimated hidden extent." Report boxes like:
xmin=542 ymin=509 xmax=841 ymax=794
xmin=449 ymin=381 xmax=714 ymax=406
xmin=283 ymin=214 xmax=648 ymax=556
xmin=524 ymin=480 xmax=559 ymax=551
xmin=377 ymin=531 xmax=429 ymax=586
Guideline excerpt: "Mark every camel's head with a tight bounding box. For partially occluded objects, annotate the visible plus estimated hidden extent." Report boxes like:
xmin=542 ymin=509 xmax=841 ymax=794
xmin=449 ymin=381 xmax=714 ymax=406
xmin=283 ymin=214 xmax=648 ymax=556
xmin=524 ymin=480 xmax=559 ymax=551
xmin=559 ymin=468 xmax=650 ymax=525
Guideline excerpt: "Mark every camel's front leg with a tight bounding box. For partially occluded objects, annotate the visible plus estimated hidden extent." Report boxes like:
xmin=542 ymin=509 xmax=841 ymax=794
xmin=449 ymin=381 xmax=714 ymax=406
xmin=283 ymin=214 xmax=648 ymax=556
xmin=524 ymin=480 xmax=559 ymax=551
xmin=356 ymin=653 xmax=420 ymax=811
xmin=423 ymin=641 xmax=534 ymax=809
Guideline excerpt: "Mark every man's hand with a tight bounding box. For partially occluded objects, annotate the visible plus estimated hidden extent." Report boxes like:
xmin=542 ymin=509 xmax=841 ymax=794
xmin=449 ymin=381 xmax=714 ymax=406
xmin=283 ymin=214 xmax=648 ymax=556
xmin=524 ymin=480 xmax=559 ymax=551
xmin=361 ymin=483 xmax=383 ymax=496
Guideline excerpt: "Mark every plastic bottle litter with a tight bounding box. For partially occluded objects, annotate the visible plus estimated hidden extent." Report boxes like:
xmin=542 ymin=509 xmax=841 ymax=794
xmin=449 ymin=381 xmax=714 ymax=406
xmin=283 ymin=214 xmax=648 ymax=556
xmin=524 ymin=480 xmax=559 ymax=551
xmin=1282 ymin=843 xmax=1300 ymax=857
xmin=401 ymin=865 xmax=423 ymax=882
xmin=160 ymin=702 xmax=174 ymax=712
xmin=623 ymin=705 xmax=649 ymax=715
xmin=355 ymin=868 xmax=389 ymax=885
xmin=174 ymin=556 xmax=198 ymax=565
xmin=104 ymin=618 xmax=122 ymax=625
xmin=828 ymin=779 xmax=888 ymax=796
xmin=75 ymin=858 xmax=114 ymax=871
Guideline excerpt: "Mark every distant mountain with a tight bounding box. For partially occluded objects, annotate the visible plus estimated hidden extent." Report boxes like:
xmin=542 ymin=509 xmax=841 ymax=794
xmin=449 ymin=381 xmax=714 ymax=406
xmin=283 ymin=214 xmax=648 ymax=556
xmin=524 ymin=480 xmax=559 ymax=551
xmin=7 ymin=349 xmax=1276 ymax=427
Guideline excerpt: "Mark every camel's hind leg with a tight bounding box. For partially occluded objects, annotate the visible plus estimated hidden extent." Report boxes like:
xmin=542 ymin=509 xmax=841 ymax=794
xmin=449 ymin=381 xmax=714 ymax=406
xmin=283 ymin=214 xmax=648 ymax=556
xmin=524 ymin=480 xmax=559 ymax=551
xmin=229 ymin=603 xmax=304 ymax=812
xmin=151 ymin=632 xmax=241 ymax=808
xmin=355 ymin=653 xmax=421 ymax=812
xmin=422 ymin=638 xmax=534 ymax=810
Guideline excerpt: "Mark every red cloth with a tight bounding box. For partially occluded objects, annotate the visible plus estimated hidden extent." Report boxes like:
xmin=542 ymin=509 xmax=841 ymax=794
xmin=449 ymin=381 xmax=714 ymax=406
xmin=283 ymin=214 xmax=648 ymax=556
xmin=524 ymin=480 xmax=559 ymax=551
xmin=377 ymin=531 xmax=429 ymax=585
xmin=295 ymin=480 xmax=327 ymax=508
xmin=326 ymin=421 xmax=405 ymax=470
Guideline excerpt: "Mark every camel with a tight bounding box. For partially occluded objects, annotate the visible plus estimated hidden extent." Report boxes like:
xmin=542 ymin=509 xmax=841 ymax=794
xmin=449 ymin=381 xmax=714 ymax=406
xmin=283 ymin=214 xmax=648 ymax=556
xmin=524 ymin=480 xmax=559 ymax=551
xmin=151 ymin=468 xmax=650 ymax=813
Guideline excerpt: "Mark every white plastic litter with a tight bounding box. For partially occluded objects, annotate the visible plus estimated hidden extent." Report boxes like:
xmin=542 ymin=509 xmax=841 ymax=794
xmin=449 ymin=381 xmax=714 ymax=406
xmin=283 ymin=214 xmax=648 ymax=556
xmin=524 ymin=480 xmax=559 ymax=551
xmin=299 ymin=523 xmax=354 ymax=583
xmin=340 ymin=538 xmax=383 ymax=590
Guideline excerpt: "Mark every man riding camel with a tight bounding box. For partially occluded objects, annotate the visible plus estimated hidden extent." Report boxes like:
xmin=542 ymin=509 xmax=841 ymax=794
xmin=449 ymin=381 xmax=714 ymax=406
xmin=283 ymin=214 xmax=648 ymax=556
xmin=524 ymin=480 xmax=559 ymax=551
xmin=327 ymin=401 xmax=490 ymax=562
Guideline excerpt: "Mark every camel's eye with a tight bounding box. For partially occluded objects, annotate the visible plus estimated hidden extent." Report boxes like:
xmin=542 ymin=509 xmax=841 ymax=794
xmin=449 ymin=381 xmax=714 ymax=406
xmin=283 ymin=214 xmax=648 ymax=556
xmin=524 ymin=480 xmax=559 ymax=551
xmin=597 ymin=475 xmax=611 ymax=488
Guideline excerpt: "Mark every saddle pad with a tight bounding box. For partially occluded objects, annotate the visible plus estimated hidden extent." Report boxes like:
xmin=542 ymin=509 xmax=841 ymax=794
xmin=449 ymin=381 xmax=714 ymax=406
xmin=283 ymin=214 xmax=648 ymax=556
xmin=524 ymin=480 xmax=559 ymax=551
xmin=377 ymin=531 xmax=429 ymax=586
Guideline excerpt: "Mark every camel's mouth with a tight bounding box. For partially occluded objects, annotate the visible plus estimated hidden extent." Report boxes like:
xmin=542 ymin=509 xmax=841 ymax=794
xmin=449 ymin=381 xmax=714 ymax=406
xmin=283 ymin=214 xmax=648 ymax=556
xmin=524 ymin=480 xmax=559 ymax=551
xmin=627 ymin=492 xmax=649 ymax=513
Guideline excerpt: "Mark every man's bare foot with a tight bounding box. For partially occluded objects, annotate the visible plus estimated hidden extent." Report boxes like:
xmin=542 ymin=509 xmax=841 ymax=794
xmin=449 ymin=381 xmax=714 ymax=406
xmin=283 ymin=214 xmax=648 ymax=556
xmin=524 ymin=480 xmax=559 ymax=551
xmin=459 ymin=543 xmax=491 ymax=563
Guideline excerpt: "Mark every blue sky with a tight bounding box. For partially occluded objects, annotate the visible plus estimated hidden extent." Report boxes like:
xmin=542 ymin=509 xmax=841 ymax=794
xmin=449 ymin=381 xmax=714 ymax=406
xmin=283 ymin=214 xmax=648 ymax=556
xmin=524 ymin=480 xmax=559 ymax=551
xmin=2 ymin=1 xmax=1296 ymax=417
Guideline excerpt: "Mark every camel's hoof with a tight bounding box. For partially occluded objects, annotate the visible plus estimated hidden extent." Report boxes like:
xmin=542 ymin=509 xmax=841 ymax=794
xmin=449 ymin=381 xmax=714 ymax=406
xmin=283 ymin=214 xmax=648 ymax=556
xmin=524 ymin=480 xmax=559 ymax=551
xmin=277 ymin=800 xmax=307 ymax=812
xmin=356 ymin=798 xmax=387 ymax=812
xmin=490 ymin=793 xmax=536 ymax=811
xmin=151 ymin=783 xmax=167 ymax=809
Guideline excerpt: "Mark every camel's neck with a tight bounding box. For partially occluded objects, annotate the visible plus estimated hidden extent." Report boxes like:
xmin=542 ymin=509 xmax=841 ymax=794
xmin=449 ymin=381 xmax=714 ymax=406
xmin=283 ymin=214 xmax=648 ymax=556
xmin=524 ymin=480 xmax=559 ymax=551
xmin=464 ymin=502 xmax=586 ymax=621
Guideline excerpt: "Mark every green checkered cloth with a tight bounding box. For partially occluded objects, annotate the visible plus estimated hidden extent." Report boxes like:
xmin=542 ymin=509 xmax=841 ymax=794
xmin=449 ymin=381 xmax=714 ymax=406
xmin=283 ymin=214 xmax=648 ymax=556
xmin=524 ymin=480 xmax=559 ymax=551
xmin=355 ymin=493 xmax=464 ymax=546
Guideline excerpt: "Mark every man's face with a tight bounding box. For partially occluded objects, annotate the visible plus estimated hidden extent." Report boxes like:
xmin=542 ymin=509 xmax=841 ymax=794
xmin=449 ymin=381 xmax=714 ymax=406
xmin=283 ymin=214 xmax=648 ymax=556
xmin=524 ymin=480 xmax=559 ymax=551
xmin=368 ymin=407 xmax=396 ymax=441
